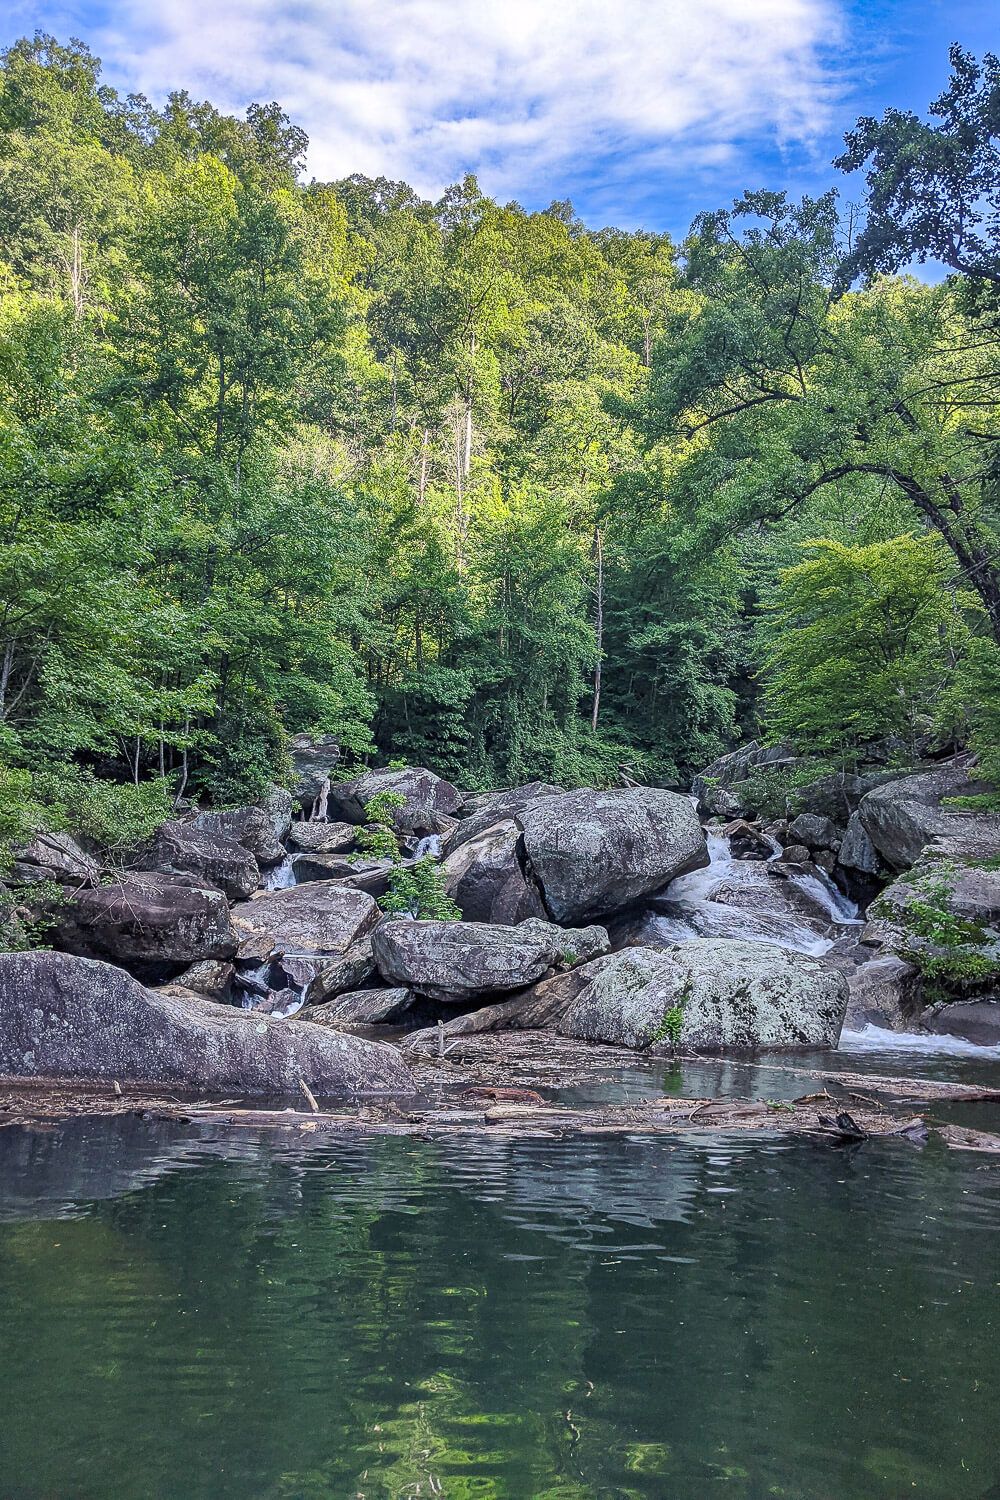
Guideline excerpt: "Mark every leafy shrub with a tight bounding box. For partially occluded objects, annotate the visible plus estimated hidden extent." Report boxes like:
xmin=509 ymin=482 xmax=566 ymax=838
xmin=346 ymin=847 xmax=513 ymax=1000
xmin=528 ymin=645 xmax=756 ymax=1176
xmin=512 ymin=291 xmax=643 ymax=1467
xmin=354 ymin=792 xmax=406 ymax=862
xmin=381 ymin=858 xmax=461 ymax=920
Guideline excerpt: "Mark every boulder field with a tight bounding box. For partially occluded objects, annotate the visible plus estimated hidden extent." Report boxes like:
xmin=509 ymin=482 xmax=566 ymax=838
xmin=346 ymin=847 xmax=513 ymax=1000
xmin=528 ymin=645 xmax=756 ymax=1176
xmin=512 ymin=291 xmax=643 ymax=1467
xmin=5 ymin=743 xmax=998 ymax=1097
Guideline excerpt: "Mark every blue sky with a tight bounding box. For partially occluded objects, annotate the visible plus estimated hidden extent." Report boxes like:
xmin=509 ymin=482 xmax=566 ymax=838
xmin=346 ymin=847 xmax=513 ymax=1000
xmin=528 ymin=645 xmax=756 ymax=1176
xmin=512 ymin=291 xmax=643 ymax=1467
xmin=3 ymin=0 xmax=996 ymax=234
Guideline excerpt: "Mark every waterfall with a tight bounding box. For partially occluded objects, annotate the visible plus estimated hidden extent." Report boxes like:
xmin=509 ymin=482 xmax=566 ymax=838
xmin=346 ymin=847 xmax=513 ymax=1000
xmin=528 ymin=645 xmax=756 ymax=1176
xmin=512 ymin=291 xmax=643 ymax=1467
xmin=412 ymin=833 xmax=442 ymax=861
xmin=263 ymin=857 xmax=297 ymax=891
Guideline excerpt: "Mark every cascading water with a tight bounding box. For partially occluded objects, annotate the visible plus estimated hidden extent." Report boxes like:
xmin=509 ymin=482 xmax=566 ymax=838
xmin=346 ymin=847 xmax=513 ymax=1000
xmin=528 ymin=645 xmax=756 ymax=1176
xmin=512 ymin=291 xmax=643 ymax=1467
xmin=645 ymin=831 xmax=861 ymax=956
xmin=412 ymin=833 xmax=442 ymax=861
xmin=262 ymin=857 xmax=297 ymax=891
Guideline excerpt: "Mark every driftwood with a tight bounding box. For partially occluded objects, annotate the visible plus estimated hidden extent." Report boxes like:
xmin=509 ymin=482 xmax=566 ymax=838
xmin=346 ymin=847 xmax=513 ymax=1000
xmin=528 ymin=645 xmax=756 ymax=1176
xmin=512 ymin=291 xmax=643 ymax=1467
xmin=1 ymin=1076 xmax=998 ymax=1153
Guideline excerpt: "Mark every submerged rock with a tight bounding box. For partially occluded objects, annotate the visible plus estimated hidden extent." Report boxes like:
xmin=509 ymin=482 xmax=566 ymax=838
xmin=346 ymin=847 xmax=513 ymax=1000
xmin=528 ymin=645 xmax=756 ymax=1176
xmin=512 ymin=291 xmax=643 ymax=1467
xmin=52 ymin=872 xmax=237 ymax=977
xmin=518 ymin=787 xmax=708 ymax=924
xmin=557 ymin=940 xmax=848 ymax=1051
xmin=0 ymin=950 xmax=411 ymax=1097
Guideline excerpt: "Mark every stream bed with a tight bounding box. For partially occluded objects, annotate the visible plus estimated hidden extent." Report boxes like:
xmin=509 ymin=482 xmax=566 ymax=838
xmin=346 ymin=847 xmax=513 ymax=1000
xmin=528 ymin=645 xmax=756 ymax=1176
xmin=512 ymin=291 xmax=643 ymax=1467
xmin=1 ymin=1032 xmax=998 ymax=1499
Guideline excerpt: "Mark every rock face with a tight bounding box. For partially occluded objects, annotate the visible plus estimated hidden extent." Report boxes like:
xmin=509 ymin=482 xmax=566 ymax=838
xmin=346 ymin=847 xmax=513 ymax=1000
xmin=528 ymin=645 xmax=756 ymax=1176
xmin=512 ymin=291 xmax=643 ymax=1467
xmin=857 ymin=762 xmax=989 ymax=870
xmin=442 ymin=819 xmax=546 ymax=924
xmin=557 ymin=940 xmax=848 ymax=1051
xmin=147 ymin=820 xmax=259 ymax=901
xmin=305 ymin=987 xmax=417 ymax=1027
xmin=52 ymin=872 xmax=237 ymax=977
xmin=11 ymin=832 xmax=99 ymax=887
xmin=837 ymin=812 xmax=881 ymax=875
xmin=449 ymin=783 xmax=565 ymax=854
xmin=229 ymin=881 xmax=378 ymax=962
xmin=787 ymin=813 xmax=838 ymax=851
xmin=843 ymin=956 xmax=921 ymax=1032
xmin=330 ymin=767 xmax=463 ymax=833
xmin=0 ymin=951 xmax=412 ymax=1098
xmin=518 ymin=788 xmax=708 ymax=924
xmin=691 ymin=741 xmax=799 ymax=817
xmin=371 ymin=917 xmax=564 ymax=1003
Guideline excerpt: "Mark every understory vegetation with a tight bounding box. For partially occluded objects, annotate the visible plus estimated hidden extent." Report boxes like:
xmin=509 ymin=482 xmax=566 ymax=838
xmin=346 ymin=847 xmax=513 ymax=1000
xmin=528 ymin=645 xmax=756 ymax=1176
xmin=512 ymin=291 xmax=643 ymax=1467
xmin=2 ymin=35 xmax=999 ymax=856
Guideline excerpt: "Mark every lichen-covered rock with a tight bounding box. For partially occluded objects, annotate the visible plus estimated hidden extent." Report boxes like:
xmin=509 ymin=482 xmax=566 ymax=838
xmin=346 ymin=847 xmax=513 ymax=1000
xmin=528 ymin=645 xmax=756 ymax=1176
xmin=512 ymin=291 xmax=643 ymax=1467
xmin=442 ymin=819 xmax=546 ymax=924
xmin=449 ymin=783 xmax=565 ymax=854
xmin=371 ymin=917 xmax=563 ymax=1003
xmin=557 ymin=940 xmax=848 ymax=1051
xmin=191 ymin=802 xmax=288 ymax=868
xmin=52 ymin=872 xmax=237 ymax=976
xmin=691 ymin=741 xmax=799 ymax=816
xmin=147 ymin=819 xmax=259 ymax=901
xmin=857 ymin=762 xmax=993 ymax=870
xmin=514 ymin=918 xmax=610 ymax=966
xmin=229 ymin=881 xmax=378 ymax=962
xmin=175 ymin=958 xmax=235 ymax=1001
xmin=287 ymin=820 xmax=357 ymax=854
xmin=329 ymin=767 xmax=463 ymax=834
xmin=517 ymin=787 xmax=708 ymax=924
xmin=0 ymin=950 xmax=412 ymax=1098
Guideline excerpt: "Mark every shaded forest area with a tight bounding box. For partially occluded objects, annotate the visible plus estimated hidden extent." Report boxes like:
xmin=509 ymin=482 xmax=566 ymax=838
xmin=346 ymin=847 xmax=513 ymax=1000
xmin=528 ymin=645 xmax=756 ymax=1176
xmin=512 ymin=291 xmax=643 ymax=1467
xmin=2 ymin=35 xmax=999 ymax=861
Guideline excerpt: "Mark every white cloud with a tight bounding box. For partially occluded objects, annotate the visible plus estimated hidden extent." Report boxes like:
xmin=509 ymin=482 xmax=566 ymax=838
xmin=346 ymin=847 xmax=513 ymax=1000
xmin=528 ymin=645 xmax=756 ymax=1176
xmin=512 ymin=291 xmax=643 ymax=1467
xmin=15 ymin=0 xmax=846 ymax=213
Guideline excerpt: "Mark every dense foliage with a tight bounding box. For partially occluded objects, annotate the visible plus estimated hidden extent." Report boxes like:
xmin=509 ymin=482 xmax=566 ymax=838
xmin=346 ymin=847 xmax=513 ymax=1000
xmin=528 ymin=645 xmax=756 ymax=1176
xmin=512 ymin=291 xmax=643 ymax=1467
xmin=1 ymin=35 xmax=998 ymax=843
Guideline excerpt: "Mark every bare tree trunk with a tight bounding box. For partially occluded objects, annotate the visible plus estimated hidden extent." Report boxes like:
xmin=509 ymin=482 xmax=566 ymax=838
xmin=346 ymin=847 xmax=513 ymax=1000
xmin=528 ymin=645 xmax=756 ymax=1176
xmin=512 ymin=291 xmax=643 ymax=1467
xmin=591 ymin=527 xmax=604 ymax=732
xmin=463 ymin=333 xmax=475 ymax=479
xmin=419 ymin=429 xmax=429 ymax=505
xmin=0 ymin=638 xmax=14 ymax=721
xmin=70 ymin=223 xmax=84 ymax=319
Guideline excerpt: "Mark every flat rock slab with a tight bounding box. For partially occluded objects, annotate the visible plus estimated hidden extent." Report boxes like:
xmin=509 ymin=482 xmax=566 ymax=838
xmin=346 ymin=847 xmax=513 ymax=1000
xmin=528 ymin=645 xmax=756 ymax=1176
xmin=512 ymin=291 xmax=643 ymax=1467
xmin=0 ymin=951 xmax=413 ymax=1099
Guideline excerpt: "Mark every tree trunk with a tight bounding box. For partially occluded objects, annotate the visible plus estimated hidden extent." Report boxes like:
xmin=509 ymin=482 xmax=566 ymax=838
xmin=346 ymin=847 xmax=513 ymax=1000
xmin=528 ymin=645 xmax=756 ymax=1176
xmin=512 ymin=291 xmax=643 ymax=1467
xmin=591 ymin=527 xmax=604 ymax=732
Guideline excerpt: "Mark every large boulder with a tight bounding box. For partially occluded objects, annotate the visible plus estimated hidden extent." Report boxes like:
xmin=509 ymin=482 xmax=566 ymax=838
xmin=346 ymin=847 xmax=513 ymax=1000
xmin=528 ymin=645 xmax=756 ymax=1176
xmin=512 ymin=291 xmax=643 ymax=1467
xmin=147 ymin=819 xmax=259 ymax=901
xmin=787 ymin=813 xmax=838 ymax=851
xmin=924 ymin=1000 xmax=1000 ymax=1046
xmin=371 ymin=917 xmax=566 ymax=1003
xmin=0 ymin=951 xmax=412 ymax=1098
xmin=441 ymin=819 xmax=546 ymax=924
xmin=517 ymin=787 xmax=708 ymax=924
xmin=857 ymin=762 xmax=993 ymax=870
xmin=190 ymin=800 xmax=289 ymax=869
xmin=289 ymin=734 xmax=341 ymax=807
xmin=229 ymin=881 xmax=378 ymax=963
xmin=305 ymin=987 xmax=417 ymax=1028
xmin=691 ymin=741 xmax=799 ymax=817
xmin=287 ymin=820 xmax=357 ymax=854
xmin=843 ymin=956 xmax=921 ymax=1032
xmin=11 ymin=831 xmax=100 ymax=888
xmin=51 ymin=872 xmax=237 ymax=977
xmin=557 ymin=940 xmax=848 ymax=1051
xmin=449 ymin=783 xmax=565 ymax=854
xmin=837 ymin=812 xmax=881 ymax=875
xmin=329 ymin=767 xmax=463 ymax=833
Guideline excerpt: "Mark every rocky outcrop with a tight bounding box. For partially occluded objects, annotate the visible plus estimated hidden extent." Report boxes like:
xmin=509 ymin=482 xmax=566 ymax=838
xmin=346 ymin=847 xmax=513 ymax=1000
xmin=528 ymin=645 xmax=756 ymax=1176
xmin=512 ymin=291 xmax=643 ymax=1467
xmin=11 ymin=831 xmax=99 ymax=887
xmin=147 ymin=820 xmax=259 ymax=901
xmin=691 ymin=741 xmax=799 ymax=817
xmin=518 ymin=787 xmax=707 ymax=924
xmin=229 ymin=881 xmax=378 ymax=962
xmin=557 ymin=940 xmax=848 ymax=1051
xmin=329 ymin=766 xmax=463 ymax=833
xmin=857 ymin=762 xmax=992 ymax=870
xmin=371 ymin=917 xmax=573 ymax=1003
xmin=51 ymin=872 xmax=237 ymax=977
xmin=441 ymin=819 xmax=546 ymax=924
xmin=0 ymin=951 xmax=412 ymax=1098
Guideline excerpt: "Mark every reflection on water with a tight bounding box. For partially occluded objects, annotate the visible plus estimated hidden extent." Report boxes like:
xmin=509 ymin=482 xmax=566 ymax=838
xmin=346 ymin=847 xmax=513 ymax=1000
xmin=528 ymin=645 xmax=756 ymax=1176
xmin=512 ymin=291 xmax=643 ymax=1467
xmin=0 ymin=1082 xmax=999 ymax=1499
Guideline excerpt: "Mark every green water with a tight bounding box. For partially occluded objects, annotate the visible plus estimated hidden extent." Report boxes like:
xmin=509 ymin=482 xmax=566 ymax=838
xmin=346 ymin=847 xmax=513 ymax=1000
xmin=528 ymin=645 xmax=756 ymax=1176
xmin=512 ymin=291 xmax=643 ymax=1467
xmin=0 ymin=1058 xmax=998 ymax=1499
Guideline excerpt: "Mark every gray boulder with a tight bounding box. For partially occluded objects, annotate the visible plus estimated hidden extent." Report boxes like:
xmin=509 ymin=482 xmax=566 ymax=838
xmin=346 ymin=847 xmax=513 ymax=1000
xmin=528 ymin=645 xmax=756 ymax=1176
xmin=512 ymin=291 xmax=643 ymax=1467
xmin=147 ymin=819 xmax=259 ymax=901
xmin=329 ymin=766 xmax=463 ymax=833
xmin=371 ymin=917 xmax=563 ymax=1003
xmin=857 ymin=761 xmax=991 ymax=870
xmin=691 ymin=741 xmax=799 ymax=816
xmin=518 ymin=787 xmax=707 ymax=924
xmin=229 ymin=881 xmax=378 ymax=963
xmin=175 ymin=959 xmax=235 ymax=1001
xmin=442 ymin=819 xmax=546 ymax=924
xmin=837 ymin=812 xmax=880 ymax=875
xmin=925 ymin=1000 xmax=1000 ymax=1046
xmin=0 ymin=950 xmax=411 ymax=1098
xmin=557 ymin=940 xmax=848 ymax=1051
xmin=287 ymin=820 xmax=357 ymax=854
xmin=843 ymin=956 xmax=921 ymax=1032
xmin=52 ymin=872 xmax=237 ymax=976
xmin=449 ymin=783 xmax=565 ymax=854
xmin=11 ymin=831 xmax=99 ymax=887
xmin=191 ymin=802 xmax=288 ymax=868
xmin=787 ymin=813 xmax=838 ymax=851
xmin=305 ymin=987 xmax=417 ymax=1027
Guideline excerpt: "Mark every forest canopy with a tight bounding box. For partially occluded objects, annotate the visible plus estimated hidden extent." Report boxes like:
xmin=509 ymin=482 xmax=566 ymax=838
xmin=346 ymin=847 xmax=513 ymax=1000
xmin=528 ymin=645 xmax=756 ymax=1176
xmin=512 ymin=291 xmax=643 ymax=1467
xmin=1 ymin=34 xmax=998 ymax=850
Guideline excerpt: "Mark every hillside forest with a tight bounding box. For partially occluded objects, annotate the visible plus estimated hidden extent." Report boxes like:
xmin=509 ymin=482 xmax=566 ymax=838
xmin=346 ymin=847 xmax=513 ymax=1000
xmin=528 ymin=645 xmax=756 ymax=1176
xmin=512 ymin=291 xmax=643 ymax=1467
xmin=2 ymin=35 xmax=1000 ymax=861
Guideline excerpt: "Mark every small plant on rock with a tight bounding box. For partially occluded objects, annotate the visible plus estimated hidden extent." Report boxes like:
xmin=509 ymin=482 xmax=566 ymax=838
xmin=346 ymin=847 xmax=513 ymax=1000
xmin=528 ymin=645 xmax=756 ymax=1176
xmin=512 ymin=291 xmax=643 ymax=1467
xmin=354 ymin=792 xmax=406 ymax=863
xmin=381 ymin=857 xmax=461 ymax=920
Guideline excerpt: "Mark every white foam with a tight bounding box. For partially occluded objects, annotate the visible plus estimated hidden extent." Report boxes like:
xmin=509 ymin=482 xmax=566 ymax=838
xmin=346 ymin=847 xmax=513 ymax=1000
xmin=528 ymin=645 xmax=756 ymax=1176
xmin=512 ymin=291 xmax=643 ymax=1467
xmin=840 ymin=1024 xmax=1000 ymax=1058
